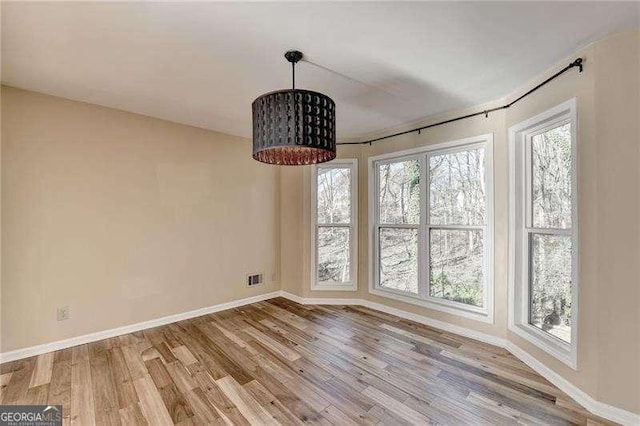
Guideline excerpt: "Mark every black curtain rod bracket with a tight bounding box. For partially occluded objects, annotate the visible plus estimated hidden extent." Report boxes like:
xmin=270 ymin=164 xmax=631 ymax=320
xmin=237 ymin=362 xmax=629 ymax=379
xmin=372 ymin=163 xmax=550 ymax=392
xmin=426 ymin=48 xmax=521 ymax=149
xmin=338 ymin=57 xmax=583 ymax=146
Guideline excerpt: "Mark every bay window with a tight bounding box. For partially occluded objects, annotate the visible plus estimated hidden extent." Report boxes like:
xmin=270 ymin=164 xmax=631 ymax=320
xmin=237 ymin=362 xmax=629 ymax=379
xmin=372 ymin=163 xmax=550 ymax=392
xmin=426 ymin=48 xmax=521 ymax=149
xmin=509 ymin=98 xmax=578 ymax=368
xmin=369 ymin=135 xmax=493 ymax=321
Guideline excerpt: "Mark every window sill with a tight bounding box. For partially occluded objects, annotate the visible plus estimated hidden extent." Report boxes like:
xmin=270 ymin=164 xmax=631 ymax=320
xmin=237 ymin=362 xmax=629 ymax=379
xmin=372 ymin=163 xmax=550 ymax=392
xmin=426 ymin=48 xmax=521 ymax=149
xmin=509 ymin=322 xmax=577 ymax=369
xmin=369 ymin=287 xmax=493 ymax=323
xmin=311 ymin=282 xmax=357 ymax=292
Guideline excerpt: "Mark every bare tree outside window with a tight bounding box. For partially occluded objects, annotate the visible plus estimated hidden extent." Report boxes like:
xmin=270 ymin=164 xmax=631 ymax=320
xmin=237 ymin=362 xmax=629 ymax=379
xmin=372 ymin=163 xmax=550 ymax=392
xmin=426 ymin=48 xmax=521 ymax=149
xmin=429 ymin=148 xmax=485 ymax=226
xmin=317 ymin=168 xmax=351 ymax=224
xmin=530 ymin=234 xmax=572 ymax=342
xmin=379 ymin=161 xmax=420 ymax=224
xmin=428 ymin=148 xmax=486 ymax=307
xmin=315 ymin=167 xmax=352 ymax=284
xmin=430 ymin=229 xmax=484 ymax=306
xmin=528 ymin=123 xmax=573 ymax=343
xmin=532 ymin=124 xmax=572 ymax=229
xmin=318 ymin=227 xmax=350 ymax=282
xmin=380 ymin=228 xmax=418 ymax=293
xmin=378 ymin=160 xmax=420 ymax=294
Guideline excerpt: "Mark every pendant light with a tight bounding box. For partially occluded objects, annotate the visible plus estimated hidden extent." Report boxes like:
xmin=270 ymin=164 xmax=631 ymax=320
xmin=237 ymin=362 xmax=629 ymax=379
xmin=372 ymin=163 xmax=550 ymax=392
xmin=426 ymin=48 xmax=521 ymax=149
xmin=252 ymin=50 xmax=336 ymax=165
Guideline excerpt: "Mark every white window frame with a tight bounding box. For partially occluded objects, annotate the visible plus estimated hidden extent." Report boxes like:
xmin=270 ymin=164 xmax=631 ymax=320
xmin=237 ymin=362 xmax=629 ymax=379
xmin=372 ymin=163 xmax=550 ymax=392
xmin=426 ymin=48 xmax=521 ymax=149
xmin=368 ymin=134 xmax=494 ymax=322
xmin=508 ymin=98 xmax=579 ymax=369
xmin=311 ymin=158 xmax=358 ymax=291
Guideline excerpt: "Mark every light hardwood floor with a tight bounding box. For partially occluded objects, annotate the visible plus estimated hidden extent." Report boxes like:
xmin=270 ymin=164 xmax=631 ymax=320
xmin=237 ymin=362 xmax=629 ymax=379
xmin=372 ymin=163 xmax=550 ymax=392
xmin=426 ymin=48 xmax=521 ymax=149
xmin=1 ymin=298 xmax=613 ymax=425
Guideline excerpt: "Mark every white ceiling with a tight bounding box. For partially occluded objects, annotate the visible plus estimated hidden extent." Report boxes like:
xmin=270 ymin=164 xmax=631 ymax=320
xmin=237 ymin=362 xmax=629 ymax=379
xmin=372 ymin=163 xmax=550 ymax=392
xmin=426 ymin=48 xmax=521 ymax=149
xmin=2 ymin=2 xmax=638 ymax=140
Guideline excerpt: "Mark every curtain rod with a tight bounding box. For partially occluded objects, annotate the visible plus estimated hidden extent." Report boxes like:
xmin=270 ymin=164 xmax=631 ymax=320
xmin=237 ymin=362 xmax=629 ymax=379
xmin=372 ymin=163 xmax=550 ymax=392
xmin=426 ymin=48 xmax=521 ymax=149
xmin=338 ymin=57 xmax=583 ymax=146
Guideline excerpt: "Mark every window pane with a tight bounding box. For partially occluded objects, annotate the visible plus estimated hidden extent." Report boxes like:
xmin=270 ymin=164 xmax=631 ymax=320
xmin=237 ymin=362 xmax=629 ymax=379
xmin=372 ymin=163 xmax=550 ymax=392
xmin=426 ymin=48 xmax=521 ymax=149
xmin=379 ymin=227 xmax=418 ymax=294
xmin=429 ymin=229 xmax=484 ymax=307
xmin=317 ymin=167 xmax=351 ymax=224
xmin=317 ymin=227 xmax=350 ymax=283
xmin=532 ymin=124 xmax=572 ymax=229
xmin=378 ymin=160 xmax=420 ymax=224
xmin=530 ymin=233 xmax=572 ymax=343
xmin=429 ymin=147 xmax=485 ymax=226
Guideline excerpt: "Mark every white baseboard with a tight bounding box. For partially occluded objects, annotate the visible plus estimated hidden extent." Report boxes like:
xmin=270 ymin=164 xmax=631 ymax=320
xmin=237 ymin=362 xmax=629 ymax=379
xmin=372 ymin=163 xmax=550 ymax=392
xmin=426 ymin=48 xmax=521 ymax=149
xmin=505 ymin=342 xmax=639 ymax=426
xmin=362 ymin=299 xmax=507 ymax=348
xmin=0 ymin=291 xmax=281 ymax=364
xmin=2 ymin=290 xmax=637 ymax=425
xmin=279 ymin=291 xmax=504 ymax=347
xmin=279 ymin=292 xmax=639 ymax=426
xmin=279 ymin=291 xmax=362 ymax=306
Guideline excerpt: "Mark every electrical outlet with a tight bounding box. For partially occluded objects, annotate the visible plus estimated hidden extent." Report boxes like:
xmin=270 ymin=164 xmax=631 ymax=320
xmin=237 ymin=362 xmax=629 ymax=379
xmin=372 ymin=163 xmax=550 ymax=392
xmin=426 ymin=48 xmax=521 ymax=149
xmin=57 ymin=306 xmax=70 ymax=321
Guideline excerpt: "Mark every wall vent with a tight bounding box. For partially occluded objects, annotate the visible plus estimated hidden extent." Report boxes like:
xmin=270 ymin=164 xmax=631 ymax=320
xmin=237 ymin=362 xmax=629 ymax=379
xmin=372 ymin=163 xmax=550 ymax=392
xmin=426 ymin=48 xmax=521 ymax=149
xmin=246 ymin=273 xmax=263 ymax=287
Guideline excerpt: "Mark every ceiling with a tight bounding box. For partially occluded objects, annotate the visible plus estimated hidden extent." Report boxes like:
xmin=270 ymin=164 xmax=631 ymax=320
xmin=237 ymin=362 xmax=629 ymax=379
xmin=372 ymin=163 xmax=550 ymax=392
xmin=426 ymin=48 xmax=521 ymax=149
xmin=2 ymin=2 xmax=638 ymax=140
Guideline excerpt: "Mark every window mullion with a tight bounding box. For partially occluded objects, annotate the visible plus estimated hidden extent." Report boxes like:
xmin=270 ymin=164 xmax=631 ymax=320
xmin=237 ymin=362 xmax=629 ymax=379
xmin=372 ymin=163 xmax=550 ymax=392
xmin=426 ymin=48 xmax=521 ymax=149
xmin=376 ymin=223 xmax=419 ymax=229
xmin=525 ymin=134 xmax=533 ymax=228
xmin=419 ymin=154 xmax=429 ymax=299
xmin=373 ymin=157 xmax=380 ymax=292
xmin=428 ymin=224 xmax=485 ymax=231
xmin=526 ymin=227 xmax=572 ymax=236
xmin=351 ymin=161 xmax=357 ymax=288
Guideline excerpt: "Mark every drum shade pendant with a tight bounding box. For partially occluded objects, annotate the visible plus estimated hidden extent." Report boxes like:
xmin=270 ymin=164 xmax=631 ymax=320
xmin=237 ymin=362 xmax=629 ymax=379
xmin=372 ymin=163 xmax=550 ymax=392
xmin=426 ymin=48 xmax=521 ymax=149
xmin=252 ymin=51 xmax=336 ymax=165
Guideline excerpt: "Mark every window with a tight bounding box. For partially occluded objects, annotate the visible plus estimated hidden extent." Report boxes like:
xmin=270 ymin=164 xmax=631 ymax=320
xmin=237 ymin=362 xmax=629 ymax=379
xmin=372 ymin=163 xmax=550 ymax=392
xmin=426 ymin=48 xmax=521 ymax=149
xmin=311 ymin=159 xmax=358 ymax=291
xmin=428 ymin=147 xmax=486 ymax=308
xmin=369 ymin=135 xmax=493 ymax=321
xmin=509 ymin=98 xmax=578 ymax=368
xmin=378 ymin=159 xmax=420 ymax=294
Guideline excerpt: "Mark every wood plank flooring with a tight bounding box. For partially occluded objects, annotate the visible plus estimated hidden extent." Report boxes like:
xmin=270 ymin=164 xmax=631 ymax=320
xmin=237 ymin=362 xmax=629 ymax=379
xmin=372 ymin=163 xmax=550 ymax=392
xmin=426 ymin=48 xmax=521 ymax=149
xmin=0 ymin=298 xmax=613 ymax=425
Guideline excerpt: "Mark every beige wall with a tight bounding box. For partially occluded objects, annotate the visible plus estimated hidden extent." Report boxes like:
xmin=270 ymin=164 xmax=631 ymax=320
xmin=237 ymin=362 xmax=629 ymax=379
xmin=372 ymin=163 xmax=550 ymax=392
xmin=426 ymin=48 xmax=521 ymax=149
xmin=1 ymin=87 xmax=280 ymax=352
xmin=592 ymin=31 xmax=640 ymax=412
xmin=280 ymin=31 xmax=640 ymax=414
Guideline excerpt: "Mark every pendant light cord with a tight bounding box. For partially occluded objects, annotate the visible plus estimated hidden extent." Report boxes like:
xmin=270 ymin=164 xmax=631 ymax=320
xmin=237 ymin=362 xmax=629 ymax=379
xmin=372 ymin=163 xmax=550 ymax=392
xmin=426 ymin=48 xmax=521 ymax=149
xmin=292 ymin=59 xmax=297 ymax=145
